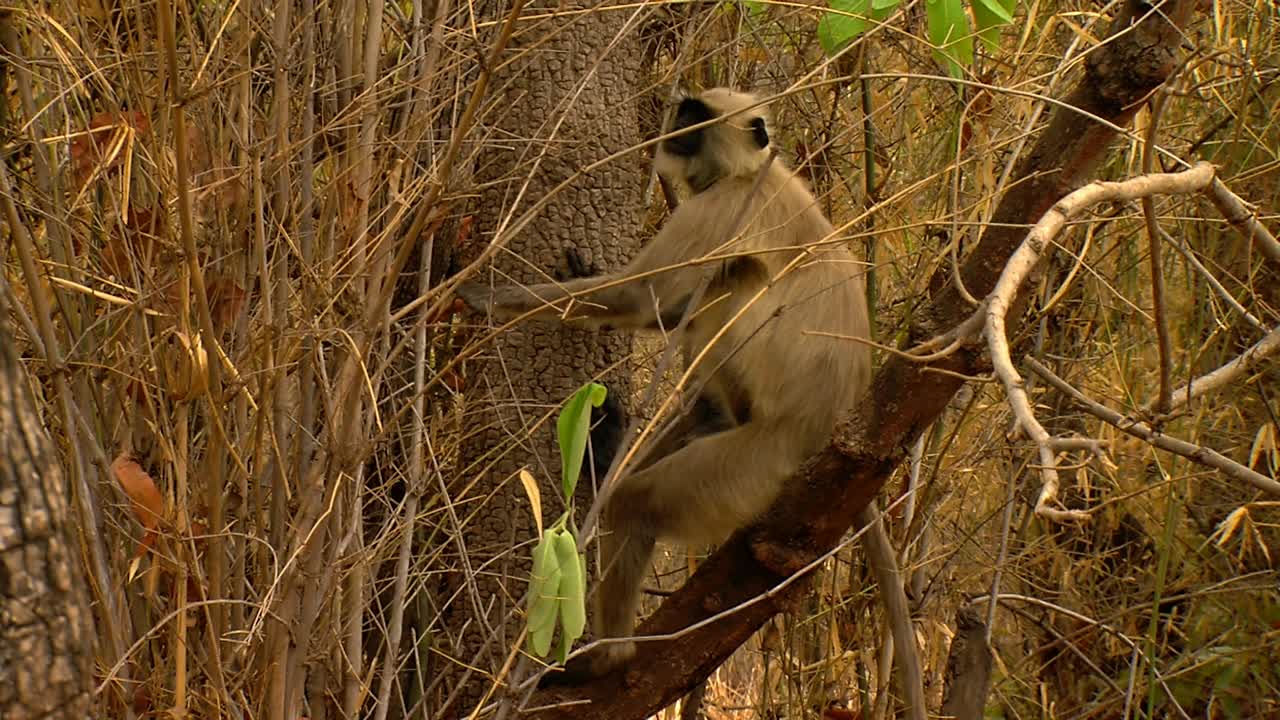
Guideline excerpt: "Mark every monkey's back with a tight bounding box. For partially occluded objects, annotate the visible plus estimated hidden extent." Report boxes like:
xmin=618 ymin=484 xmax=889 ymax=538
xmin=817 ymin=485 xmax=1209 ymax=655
xmin=678 ymin=164 xmax=872 ymax=468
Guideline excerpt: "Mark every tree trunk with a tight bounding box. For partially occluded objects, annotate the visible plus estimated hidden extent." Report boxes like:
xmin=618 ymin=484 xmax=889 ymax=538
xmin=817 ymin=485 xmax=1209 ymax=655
xmin=432 ymin=1 xmax=644 ymax=713
xmin=0 ymin=300 xmax=94 ymax=717
xmin=939 ymin=607 xmax=993 ymax=720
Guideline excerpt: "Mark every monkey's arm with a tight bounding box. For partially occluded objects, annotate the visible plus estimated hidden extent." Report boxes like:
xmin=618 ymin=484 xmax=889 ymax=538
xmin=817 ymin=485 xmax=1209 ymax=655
xmin=457 ymin=259 xmax=715 ymax=330
xmin=458 ymin=209 xmax=730 ymax=328
xmin=456 ymin=273 xmax=664 ymax=329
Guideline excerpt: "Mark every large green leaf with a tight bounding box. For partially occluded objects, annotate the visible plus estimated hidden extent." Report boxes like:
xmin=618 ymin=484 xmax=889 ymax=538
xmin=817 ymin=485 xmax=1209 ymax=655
xmin=819 ymin=0 xmax=870 ymax=56
xmin=926 ymin=0 xmax=974 ymax=77
xmin=819 ymin=0 xmax=898 ymax=56
xmin=553 ymin=528 xmax=586 ymax=662
xmin=972 ymin=0 xmax=1016 ymax=52
xmin=556 ymin=382 xmax=608 ymax=501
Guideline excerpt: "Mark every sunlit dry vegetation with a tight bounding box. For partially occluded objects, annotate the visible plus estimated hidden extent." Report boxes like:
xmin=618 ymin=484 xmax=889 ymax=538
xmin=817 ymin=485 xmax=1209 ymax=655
xmin=0 ymin=0 xmax=1276 ymax=717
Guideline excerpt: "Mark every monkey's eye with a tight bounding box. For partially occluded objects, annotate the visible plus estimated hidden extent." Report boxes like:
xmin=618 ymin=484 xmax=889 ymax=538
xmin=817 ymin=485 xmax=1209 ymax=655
xmin=749 ymin=117 xmax=769 ymax=149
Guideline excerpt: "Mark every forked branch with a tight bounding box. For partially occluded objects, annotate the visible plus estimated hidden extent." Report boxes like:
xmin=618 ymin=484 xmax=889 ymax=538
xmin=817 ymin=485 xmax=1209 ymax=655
xmin=985 ymin=163 xmax=1216 ymax=522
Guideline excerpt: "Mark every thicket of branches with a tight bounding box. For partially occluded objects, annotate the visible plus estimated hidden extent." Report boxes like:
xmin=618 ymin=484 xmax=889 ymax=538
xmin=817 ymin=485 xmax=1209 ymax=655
xmin=0 ymin=0 xmax=1276 ymax=718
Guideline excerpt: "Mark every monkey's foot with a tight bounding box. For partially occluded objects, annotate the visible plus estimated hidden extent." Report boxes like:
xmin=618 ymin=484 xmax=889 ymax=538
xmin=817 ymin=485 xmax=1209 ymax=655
xmin=537 ymin=641 xmax=636 ymax=688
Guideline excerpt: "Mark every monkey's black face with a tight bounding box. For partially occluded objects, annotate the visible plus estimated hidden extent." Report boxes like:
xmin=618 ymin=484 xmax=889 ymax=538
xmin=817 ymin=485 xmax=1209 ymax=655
xmin=663 ymin=96 xmax=772 ymax=160
xmin=663 ymin=97 xmax=714 ymax=157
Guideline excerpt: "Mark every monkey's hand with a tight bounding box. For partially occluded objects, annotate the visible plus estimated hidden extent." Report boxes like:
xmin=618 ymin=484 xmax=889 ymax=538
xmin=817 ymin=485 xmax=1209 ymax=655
xmin=455 ymin=281 xmax=565 ymax=321
xmin=454 ymin=281 xmax=498 ymax=315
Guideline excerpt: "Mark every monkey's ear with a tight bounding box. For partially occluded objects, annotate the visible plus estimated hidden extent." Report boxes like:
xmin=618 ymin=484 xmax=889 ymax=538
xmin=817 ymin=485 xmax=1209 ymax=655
xmin=749 ymin=117 xmax=769 ymax=149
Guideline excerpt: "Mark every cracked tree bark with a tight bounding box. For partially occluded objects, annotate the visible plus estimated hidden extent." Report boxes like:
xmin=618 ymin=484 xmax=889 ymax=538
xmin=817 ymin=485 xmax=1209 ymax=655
xmin=527 ymin=1 xmax=1203 ymax=717
xmin=940 ymin=607 xmax=994 ymax=720
xmin=0 ymin=298 xmax=93 ymax=717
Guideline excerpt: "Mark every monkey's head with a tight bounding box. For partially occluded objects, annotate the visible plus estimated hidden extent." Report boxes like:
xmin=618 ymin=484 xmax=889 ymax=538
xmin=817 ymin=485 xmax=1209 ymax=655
xmin=655 ymin=88 xmax=772 ymax=194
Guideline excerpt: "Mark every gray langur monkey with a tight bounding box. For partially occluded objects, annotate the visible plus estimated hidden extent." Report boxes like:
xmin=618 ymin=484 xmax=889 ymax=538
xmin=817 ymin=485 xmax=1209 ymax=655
xmin=457 ymin=88 xmax=872 ymax=678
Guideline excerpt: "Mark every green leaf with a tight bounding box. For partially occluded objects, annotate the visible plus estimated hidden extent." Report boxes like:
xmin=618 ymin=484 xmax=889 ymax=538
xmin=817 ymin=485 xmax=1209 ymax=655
xmin=738 ymin=0 xmax=767 ymax=16
xmin=972 ymin=0 xmax=1015 ymax=52
xmin=817 ymin=0 xmax=900 ymax=56
xmin=926 ymin=0 xmax=973 ymax=77
xmin=553 ymin=529 xmax=586 ymax=662
xmin=818 ymin=0 xmax=870 ymax=56
xmin=525 ymin=532 xmax=563 ymax=657
xmin=557 ymin=382 xmax=608 ymax=501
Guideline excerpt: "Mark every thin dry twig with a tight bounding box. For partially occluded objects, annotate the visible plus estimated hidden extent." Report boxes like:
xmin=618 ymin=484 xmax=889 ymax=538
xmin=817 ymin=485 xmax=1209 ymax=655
xmin=1141 ymin=324 xmax=1280 ymax=416
xmin=1141 ymin=92 xmax=1174 ymax=414
xmin=1026 ymin=357 xmax=1280 ymax=497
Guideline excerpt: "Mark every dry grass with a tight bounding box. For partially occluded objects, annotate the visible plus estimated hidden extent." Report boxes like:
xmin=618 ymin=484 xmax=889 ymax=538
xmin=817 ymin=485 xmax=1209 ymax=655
xmin=1 ymin=0 xmax=1277 ymax=717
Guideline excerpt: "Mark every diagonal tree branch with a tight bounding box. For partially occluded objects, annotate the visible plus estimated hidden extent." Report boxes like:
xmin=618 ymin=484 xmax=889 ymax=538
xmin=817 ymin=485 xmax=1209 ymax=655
xmin=528 ymin=2 xmax=1204 ymax=716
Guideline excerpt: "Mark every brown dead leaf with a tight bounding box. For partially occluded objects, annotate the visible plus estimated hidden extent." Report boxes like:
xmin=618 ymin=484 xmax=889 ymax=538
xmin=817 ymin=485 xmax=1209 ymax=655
xmin=822 ymin=700 xmax=862 ymax=720
xmin=443 ymin=368 xmax=466 ymax=392
xmin=160 ymin=274 xmax=249 ymax=335
xmin=130 ymin=684 xmax=152 ymax=715
xmin=102 ymin=206 xmax=165 ymax=278
xmin=111 ymin=453 xmax=163 ymax=554
xmin=207 ymin=276 xmax=248 ymax=331
xmin=959 ymin=88 xmax=993 ymax=153
xmin=455 ymin=214 xmax=475 ymax=248
xmin=427 ymin=297 xmax=466 ymax=325
xmin=70 ymin=111 xmax=149 ymax=186
xmin=162 ymin=330 xmax=209 ymax=401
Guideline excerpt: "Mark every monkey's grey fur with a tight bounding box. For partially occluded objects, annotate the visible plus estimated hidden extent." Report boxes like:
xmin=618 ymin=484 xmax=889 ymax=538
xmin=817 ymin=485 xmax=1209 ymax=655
xmin=458 ymin=88 xmax=872 ymax=678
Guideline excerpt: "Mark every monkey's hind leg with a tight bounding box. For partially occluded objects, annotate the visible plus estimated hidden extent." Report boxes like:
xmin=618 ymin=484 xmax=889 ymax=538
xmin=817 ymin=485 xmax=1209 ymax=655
xmin=637 ymin=421 xmax=798 ymax=546
xmin=568 ymin=422 xmax=795 ymax=682
xmin=538 ymin=500 xmax=654 ymax=688
xmin=544 ymin=411 xmax=785 ymax=685
xmin=591 ymin=499 xmax=657 ymax=672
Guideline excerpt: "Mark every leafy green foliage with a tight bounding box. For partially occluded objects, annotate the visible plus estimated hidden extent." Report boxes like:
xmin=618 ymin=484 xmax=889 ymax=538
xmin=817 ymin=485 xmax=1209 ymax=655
xmin=554 ymin=529 xmax=587 ymax=661
xmin=819 ymin=0 xmax=1017 ymax=74
xmin=927 ymin=0 xmax=974 ymax=77
xmin=525 ymin=532 xmax=563 ymax=656
xmin=972 ymin=0 xmax=1016 ymax=52
xmin=524 ymin=382 xmax=605 ymax=659
xmin=818 ymin=0 xmax=899 ymax=55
